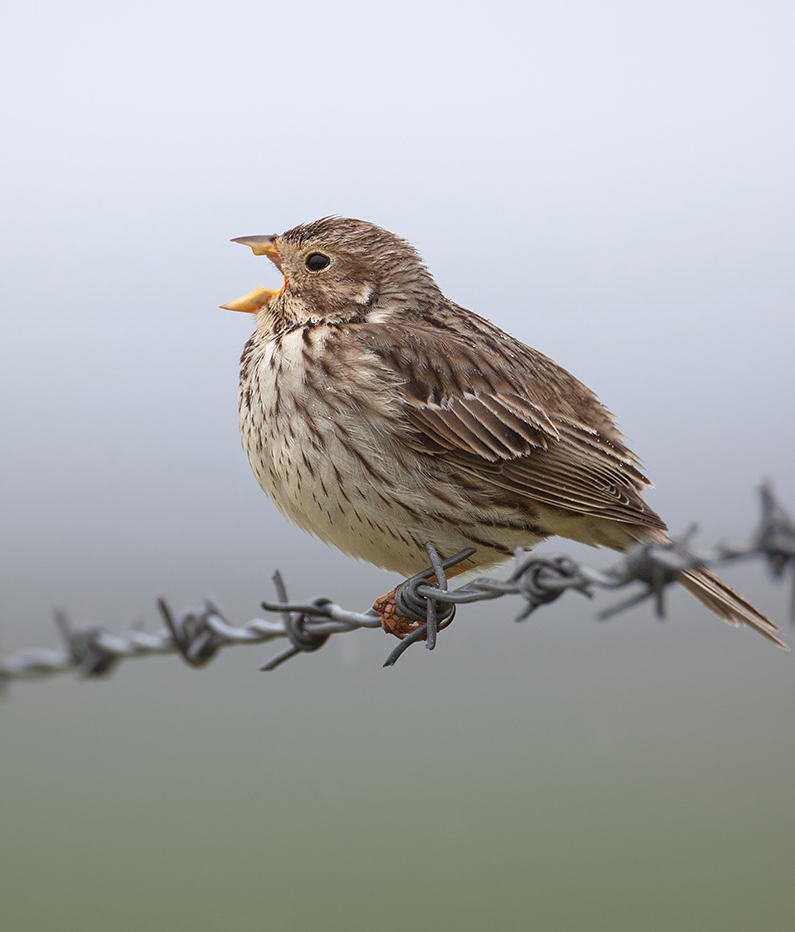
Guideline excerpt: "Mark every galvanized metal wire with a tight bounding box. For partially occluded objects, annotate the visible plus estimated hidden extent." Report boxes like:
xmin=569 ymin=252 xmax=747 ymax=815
xmin=1 ymin=482 xmax=793 ymax=689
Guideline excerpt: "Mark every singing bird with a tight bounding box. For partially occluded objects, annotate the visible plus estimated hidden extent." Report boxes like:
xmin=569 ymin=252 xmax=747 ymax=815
xmin=223 ymin=216 xmax=785 ymax=648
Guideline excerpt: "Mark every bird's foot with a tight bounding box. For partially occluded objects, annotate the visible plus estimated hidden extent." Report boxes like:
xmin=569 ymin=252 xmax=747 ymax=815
xmin=372 ymin=588 xmax=454 ymax=640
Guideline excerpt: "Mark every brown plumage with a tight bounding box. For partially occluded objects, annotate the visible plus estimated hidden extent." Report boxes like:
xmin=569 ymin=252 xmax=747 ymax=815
xmin=224 ymin=216 xmax=786 ymax=649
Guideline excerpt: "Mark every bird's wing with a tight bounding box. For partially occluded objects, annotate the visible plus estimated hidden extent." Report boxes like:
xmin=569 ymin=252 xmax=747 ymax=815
xmin=361 ymin=320 xmax=667 ymax=530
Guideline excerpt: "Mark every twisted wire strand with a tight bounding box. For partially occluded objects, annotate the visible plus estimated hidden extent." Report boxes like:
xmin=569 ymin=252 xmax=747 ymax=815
xmin=1 ymin=483 xmax=793 ymax=688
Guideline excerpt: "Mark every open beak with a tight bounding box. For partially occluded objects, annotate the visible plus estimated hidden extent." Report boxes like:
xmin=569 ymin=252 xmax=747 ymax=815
xmin=221 ymin=234 xmax=284 ymax=313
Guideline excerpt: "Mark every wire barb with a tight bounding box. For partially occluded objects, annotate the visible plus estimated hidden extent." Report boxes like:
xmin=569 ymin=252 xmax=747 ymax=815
xmin=387 ymin=545 xmax=476 ymax=663
xmin=1 ymin=483 xmax=793 ymax=689
xmin=258 ymin=572 xmax=332 ymax=671
xmin=754 ymin=482 xmax=795 ymax=620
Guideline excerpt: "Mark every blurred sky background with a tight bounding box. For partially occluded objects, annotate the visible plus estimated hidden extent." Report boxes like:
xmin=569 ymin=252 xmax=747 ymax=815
xmin=2 ymin=1 xmax=794 ymax=930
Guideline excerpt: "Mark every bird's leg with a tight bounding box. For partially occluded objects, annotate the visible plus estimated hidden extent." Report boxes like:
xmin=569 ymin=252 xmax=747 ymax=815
xmin=373 ymin=589 xmax=436 ymax=639
xmin=373 ymin=546 xmax=476 ymax=645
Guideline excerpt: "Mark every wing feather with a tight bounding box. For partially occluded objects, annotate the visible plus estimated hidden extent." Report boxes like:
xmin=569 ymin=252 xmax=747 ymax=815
xmin=360 ymin=319 xmax=667 ymax=531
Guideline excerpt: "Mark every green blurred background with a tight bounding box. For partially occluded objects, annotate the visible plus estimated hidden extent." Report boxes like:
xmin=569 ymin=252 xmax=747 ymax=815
xmin=5 ymin=588 xmax=795 ymax=931
xmin=2 ymin=1 xmax=794 ymax=929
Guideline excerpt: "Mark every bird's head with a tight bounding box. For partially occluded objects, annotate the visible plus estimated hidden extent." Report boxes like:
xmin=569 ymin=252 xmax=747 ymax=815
xmin=222 ymin=216 xmax=442 ymax=325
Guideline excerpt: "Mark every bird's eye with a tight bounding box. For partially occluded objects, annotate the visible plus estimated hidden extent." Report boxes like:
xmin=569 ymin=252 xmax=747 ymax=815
xmin=305 ymin=253 xmax=330 ymax=272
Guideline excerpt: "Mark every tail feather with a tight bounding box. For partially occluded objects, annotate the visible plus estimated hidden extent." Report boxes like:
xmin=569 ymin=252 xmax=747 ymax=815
xmin=679 ymin=566 xmax=789 ymax=650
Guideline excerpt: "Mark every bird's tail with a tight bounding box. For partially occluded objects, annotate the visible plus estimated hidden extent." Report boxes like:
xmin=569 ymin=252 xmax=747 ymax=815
xmin=679 ymin=566 xmax=789 ymax=650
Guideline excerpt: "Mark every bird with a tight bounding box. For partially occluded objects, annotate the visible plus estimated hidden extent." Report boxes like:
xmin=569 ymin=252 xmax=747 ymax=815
xmin=222 ymin=216 xmax=786 ymax=649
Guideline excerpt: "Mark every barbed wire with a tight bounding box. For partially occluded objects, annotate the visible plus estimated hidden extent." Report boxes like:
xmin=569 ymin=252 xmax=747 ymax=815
xmin=1 ymin=482 xmax=794 ymax=690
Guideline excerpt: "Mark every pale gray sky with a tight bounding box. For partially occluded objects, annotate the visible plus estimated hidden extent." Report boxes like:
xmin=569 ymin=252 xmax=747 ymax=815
xmin=2 ymin=0 xmax=793 ymax=624
xmin=2 ymin=2 xmax=794 ymax=929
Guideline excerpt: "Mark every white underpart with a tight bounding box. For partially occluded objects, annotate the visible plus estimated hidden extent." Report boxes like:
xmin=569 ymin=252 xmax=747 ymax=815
xmin=239 ymin=327 xmax=548 ymax=575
